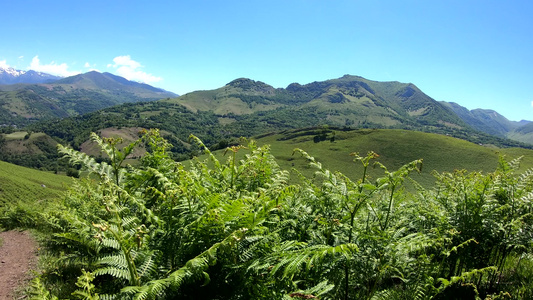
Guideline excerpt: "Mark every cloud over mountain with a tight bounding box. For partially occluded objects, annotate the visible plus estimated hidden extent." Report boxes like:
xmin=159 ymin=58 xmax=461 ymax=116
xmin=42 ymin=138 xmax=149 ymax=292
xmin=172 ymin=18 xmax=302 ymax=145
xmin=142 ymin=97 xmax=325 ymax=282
xmin=107 ymin=55 xmax=162 ymax=84
xmin=0 ymin=60 xmax=11 ymax=69
xmin=29 ymin=56 xmax=80 ymax=77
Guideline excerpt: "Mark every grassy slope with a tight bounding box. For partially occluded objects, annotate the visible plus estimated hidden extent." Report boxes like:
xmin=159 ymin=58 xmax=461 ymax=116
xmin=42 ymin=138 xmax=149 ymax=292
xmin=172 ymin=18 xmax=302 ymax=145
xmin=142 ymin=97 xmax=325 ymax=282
xmin=507 ymin=131 xmax=533 ymax=145
xmin=507 ymin=122 xmax=533 ymax=145
xmin=249 ymin=129 xmax=533 ymax=187
xmin=0 ymin=160 xmax=72 ymax=206
xmin=165 ymin=85 xmax=282 ymax=116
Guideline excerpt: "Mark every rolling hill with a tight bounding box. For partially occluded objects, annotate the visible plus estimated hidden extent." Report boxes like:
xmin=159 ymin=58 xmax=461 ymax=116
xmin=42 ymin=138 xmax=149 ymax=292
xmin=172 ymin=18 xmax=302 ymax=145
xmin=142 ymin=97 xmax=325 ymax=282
xmin=1 ymin=74 xmax=530 ymax=172
xmin=507 ymin=121 xmax=533 ymax=144
xmin=250 ymin=127 xmax=533 ymax=188
xmin=0 ymin=71 xmax=177 ymax=127
xmin=0 ymin=159 xmax=71 ymax=206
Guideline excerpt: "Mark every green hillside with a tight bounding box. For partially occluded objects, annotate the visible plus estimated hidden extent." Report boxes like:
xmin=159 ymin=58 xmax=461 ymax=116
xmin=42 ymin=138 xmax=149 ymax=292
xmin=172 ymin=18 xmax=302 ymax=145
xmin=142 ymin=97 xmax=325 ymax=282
xmin=508 ymin=122 xmax=533 ymax=144
xmin=2 ymin=75 xmax=528 ymax=175
xmin=0 ymin=71 xmax=177 ymax=127
xmin=0 ymin=130 xmax=65 ymax=170
xmin=442 ymin=101 xmax=532 ymax=144
xmin=0 ymin=160 xmax=71 ymax=207
xmin=27 ymin=76 xmax=530 ymax=161
xmin=165 ymin=75 xmax=466 ymax=130
xmin=250 ymin=128 xmax=533 ymax=187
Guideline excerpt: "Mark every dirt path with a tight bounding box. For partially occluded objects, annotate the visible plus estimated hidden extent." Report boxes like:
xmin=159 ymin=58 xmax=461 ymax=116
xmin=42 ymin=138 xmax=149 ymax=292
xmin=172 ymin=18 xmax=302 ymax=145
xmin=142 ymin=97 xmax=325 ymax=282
xmin=0 ymin=231 xmax=38 ymax=300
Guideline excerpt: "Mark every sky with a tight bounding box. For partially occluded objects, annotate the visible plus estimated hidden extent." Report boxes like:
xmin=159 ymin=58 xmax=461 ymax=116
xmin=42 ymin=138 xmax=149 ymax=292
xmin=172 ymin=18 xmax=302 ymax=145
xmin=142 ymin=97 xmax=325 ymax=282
xmin=1 ymin=0 xmax=532 ymax=121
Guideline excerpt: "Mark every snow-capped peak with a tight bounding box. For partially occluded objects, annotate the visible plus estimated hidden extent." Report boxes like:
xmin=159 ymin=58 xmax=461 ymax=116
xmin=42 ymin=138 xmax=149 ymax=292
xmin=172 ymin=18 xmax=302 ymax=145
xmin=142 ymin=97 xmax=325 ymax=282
xmin=0 ymin=66 xmax=62 ymax=84
xmin=0 ymin=66 xmax=26 ymax=77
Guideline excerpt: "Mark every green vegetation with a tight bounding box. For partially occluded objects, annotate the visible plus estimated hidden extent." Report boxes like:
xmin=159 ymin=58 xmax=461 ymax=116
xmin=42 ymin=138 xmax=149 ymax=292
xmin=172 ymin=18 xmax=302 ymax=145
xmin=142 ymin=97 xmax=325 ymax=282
xmin=0 ymin=160 xmax=71 ymax=227
xmin=253 ymin=128 xmax=533 ymax=187
xmin=0 ymin=75 xmax=526 ymax=173
xmin=3 ymin=130 xmax=533 ymax=299
xmin=0 ymin=71 xmax=176 ymax=127
xmin=0 ymin=131 xmax=69 ymax=171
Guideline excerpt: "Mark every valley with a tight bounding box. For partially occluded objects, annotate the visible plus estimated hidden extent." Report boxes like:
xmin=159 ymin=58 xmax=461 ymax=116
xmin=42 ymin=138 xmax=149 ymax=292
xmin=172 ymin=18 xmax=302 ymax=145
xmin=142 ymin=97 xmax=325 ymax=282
xmin=1 ymin=73 xmax=531 ymax=174
xmin=1 ymin=71 xmax=533 ymax=299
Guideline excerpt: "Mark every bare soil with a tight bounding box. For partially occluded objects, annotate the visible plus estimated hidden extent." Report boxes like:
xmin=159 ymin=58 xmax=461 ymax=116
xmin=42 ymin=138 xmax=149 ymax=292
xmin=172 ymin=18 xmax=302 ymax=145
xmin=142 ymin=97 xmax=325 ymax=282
xmin=0 ymin=231 xmax=38 ymax=300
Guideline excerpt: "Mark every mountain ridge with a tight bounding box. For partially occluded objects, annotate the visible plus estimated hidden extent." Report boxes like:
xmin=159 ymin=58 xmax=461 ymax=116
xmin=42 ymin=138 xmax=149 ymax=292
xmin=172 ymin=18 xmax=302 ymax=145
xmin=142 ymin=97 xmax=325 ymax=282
xmin=1 ymin=74 xmax=530 ymax=173
xmin=170 ymin=74 xmax=468 ymax=131
xmin=0 ymin=66 xmax=62 ymax=84
xmin=0 ymin=71 xmax=178 ymax=126
xmin=441 ymin=101 xmax=532 ymax=143
xmin=24 ymin=74 xmax=532 ymax=157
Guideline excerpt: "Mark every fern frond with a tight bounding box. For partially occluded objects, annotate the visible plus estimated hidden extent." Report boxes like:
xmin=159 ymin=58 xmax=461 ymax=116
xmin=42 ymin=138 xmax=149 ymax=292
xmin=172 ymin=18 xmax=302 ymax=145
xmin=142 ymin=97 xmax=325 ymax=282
xmin=29 ymin=276 xmax=60 ymax=300
xmin=100 ymin=237 xmax=122 ymax=250
xmin=136 ymin=251 xmax=160 ymax=280
xmin=58 ymin=144 xmax=116 ymax=181
xmin=286 ymin=280 xmax=335 ymax=300
xmin=370 ymin=289 xmax=395 ymax=300
xmin=267 ymin=242 xmax=358 ymax=279
xmin=189 ymin=134 xmax=221 ymax=170
xmin=72 ymin=269 xmax=100 ymax=300
xmin=97 ymin=254 xmax=128 ymax=269
xmin=120 ymin=216 xmax=139 ymax=230
xmin=94 ymin=267 xmax=131 ymax=281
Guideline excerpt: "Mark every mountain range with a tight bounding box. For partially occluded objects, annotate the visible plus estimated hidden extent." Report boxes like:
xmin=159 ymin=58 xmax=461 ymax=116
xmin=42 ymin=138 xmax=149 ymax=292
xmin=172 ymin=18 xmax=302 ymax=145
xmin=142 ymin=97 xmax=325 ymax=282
xmin=0 ymin=66 xmax=62 ymax=84
xmin=169 ymin=75 xmax=531 ymax=144
xmin=19 ymin=74 xmax=532 ymax=154
xmin=441 ymin=101 xmax=527 ymax=135
xmin=0 ymin=69 xmax=177 ymax=126
xmin=2 ymin=73 xmax=533 ymax=172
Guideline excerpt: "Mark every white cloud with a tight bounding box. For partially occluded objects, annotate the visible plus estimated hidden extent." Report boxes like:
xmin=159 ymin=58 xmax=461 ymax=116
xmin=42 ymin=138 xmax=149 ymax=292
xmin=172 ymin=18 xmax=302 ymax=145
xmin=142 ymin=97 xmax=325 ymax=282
xmin=531 ymin=101 xmax=533 ymax=107
xmin=113 ymin=55 xmax=141 ymax=69
xmin=29 ymin=56 xmax=80 ymax=77
xmin=108 ymin=55 xmax=162 ymax=84
xmin=18 ymin=56 xmax=24 ymax=59
xmin=0 ymin=60 xmax=10 ymax=69
xmin=83 ymin=62 xmax=101 ymax=73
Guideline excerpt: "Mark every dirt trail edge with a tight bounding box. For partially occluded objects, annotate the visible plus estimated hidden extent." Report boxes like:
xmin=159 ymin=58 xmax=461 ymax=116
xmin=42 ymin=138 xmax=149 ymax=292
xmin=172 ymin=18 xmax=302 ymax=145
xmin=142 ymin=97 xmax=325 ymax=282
xmin=0 ymin=231 xmax=38 ymax=300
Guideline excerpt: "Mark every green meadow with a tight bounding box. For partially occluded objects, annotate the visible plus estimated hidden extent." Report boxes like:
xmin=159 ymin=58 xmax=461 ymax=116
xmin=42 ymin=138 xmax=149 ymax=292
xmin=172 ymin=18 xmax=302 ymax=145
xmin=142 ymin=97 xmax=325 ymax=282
xmin=248 ymin=128 xmax=533 ymax=187
xmin=0 ymin=160 xmax=71 ymax=208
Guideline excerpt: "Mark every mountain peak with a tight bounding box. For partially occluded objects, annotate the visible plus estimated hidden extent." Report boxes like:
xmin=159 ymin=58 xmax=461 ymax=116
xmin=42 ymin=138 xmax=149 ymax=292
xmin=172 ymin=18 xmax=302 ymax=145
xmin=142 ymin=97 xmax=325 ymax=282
xmin=53 ymin=71 xmax=177 ymax=96
xmin=0 ymin=66 xmax=62 ymax=84
xmin=226 ymin=78 xmax=276 ymax=94
xmin=0 ymin=66 xmax=25 ymax=77
xmin=227 ymin=78 xmax=268 ymax=87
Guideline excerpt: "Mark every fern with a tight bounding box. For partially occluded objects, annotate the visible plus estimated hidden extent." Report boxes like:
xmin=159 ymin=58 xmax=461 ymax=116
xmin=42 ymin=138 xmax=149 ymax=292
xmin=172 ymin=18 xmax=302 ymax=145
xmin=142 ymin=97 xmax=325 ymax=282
xmin=23 ymin=131 xmax=533 ymax=299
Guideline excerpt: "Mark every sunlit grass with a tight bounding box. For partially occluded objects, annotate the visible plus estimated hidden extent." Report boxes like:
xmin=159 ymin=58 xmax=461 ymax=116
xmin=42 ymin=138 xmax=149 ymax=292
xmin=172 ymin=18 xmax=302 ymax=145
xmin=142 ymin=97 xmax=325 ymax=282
xmin=251 ymin=128 xmax=533 ymax=187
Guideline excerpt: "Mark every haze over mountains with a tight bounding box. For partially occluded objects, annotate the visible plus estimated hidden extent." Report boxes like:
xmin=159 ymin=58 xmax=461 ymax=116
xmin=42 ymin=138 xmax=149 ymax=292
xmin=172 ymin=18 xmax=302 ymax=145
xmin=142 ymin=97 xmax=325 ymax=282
xmin=442 ymin=102 xmax=531 ymax=138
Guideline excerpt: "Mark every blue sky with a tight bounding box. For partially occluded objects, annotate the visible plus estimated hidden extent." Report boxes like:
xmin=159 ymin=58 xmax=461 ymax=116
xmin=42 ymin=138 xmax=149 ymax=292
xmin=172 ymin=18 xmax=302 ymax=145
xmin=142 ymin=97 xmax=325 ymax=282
xmin=1 ymin=0 xmax=532 ymax=121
